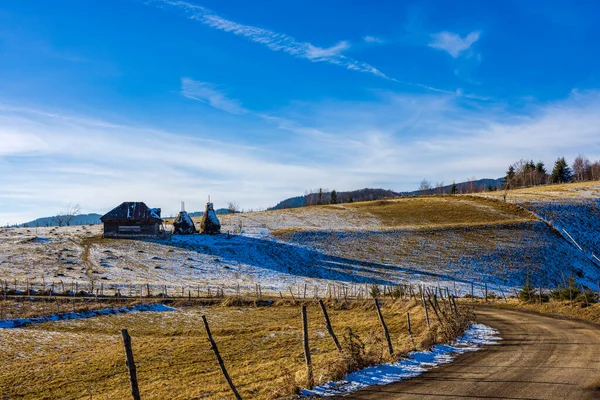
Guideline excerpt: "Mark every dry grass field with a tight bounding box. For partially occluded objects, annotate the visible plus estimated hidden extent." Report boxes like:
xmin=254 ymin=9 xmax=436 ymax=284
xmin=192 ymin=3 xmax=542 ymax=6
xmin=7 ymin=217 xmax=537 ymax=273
xmin=0 ymin=299 xmax=462 ymax=400
xmin=482 ymin=298 xmax=600 ymax=325
xmin=474 ymin=180 xmax=600 ymax=202
xmin=1 ymin=182 xmax=600 ymax=399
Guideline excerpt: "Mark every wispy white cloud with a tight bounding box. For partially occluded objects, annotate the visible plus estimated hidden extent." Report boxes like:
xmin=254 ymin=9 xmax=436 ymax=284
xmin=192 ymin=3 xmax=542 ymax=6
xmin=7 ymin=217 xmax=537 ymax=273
xmin=363 ymin=35 xmax=386 ymax=44
xmin=150 ymin=0 xmax=390 ymax=79
xmin=181 ymin=77 xmax=247 ymax=114
xmin=3 ymin=90 xmax=600 ymax=224
xmin=0 ymin=131 xmax=47 ymax=155
xmin=428 ymin=31 xmax=480 ymax=58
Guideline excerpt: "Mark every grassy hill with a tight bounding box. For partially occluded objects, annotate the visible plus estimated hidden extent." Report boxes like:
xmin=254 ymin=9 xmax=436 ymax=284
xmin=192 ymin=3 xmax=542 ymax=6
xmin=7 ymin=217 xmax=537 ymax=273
xmin=1 ymin=182 xmax=599 ymax=296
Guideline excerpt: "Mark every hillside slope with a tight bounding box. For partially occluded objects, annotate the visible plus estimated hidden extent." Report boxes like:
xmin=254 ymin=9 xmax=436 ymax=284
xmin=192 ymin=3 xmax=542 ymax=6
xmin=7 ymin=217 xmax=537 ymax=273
xmin=1 ymin=186 xmax=598 ymax=295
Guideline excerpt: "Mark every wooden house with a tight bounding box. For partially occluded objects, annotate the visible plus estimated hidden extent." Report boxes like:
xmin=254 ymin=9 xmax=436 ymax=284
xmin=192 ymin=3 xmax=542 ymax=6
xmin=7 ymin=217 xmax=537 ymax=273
xmin=101 ymin=202 xmax=163 ymax=238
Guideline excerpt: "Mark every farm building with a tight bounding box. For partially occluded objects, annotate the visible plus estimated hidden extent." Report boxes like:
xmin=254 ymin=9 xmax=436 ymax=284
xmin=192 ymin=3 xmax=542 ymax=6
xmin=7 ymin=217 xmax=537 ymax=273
xmin=101 ymin=202 xmax=163 ymax=238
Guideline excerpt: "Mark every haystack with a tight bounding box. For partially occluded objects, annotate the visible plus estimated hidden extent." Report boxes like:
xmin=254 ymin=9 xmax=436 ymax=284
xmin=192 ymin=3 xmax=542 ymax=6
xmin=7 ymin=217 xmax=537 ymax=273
xmin=200 ymin=202 xmax=221 ymax=234
xmin=172 ymin=210 xmax=197 ymax=235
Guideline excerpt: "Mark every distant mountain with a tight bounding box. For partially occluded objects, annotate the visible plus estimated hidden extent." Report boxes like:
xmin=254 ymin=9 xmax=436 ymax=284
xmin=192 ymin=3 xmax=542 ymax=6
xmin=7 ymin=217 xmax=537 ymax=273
xmin=269 ymin=178 xmax=504 ymax=210
xmin=188 ymin=209 xmax=232 ymax=217
xmin=20 ymin=213 xmax=102 ymax=227
xmin=270 ymin=188 xmax=400 ymax=210
xmin=19 ymin=209 xmax=236 ymax=227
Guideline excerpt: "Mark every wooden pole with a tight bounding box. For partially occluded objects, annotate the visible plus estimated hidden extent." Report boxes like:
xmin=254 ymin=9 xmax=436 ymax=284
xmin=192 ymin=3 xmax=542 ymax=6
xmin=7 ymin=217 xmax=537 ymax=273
xmin=202 ymin=315 xmax=242 ymax=400
xmin=421 ymin=290 xmax=430 ymax=329
xmin=406 ymin=312 xmax=412 ymax=336
xmin=500 ymin=288 xmax=507 ymax=303
xmin=121 ymin=329 xmax=141 ymax=400
xmin=374 ymin=299 xmax=394 ymax=358
xmin=450 ymin=295 xmax=458 ymax=314
xmin=318 ymin=300 xmax=342 ymax=352
xmin=484 ymin=282 xmax=488 ymax=303
xmin=301 ymin=305 xmax=314 ymax=389
xmin=427 ymin=296 xmax=444 ymax=325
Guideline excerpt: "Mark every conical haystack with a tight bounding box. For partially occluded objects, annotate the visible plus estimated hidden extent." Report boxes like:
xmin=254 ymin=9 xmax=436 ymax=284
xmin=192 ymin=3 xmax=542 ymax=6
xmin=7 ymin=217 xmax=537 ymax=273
xmin=200 ymin=202 xmax=221 ymax=234
xmin=172 ymin=210 xmax=197 ymax=235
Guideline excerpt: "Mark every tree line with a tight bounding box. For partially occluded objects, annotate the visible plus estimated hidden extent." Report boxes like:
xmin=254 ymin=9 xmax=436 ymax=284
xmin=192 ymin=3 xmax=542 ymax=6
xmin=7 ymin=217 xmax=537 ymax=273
xmin=505 ymin=155 xmax=600 ymax=190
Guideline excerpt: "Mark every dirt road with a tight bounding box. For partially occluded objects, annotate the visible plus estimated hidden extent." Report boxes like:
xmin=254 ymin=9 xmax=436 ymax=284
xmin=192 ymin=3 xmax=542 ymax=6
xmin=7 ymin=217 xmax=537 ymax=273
xmin=343 ymin=307 xmax=600 ymax=399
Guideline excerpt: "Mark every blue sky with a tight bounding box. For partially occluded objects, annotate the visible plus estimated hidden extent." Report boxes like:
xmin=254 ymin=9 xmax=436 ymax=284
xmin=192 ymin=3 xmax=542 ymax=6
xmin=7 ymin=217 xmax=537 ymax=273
xmin=1 ymin=0 xmax=600 ymax=223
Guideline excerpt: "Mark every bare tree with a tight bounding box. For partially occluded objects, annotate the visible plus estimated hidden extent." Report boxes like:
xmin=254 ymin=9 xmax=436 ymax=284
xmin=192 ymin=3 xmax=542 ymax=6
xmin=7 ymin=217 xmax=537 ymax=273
xmin=227 ymin=202 xmax=239 ymax=214
xmin=54 ymin=203 xmax=81 ymax=227
xmin=419 ymin=179 xmax=432 ymax=191
xmin=467 ymin=176 xmax=477 ymax=193
xmin=435 ymin=181 xmax=444 ymax=194
xmin=572 ymin=154 xmax=591 ymax=181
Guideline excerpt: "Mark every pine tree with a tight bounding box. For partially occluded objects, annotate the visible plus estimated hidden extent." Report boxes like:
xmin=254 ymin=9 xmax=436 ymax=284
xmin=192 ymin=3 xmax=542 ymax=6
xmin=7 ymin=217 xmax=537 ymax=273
xmin=450 ymin=181 xmax=458 ymax=194
xmin=348 ymin=196 xmax=354 ymax=203
xmin=506 ymin=165 xmax=515 ymax=182
xmin=551 ymin=157 xmax=573 ymax=183
xmin=535 ymin=161 xmax=547 ymax=185
xmin=317 ymin=188 xmax=323 ymax=205
xmin=330 ymin=190 xmax=338 ymax=204
xmin=535 ymin=161 xmax=546 ymax=175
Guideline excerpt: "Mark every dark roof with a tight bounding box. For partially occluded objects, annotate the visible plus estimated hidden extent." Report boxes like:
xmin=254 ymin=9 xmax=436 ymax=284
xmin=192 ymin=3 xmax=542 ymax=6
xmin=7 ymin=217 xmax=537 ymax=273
xmin=100 ymin=202 xmax=162 ymax=222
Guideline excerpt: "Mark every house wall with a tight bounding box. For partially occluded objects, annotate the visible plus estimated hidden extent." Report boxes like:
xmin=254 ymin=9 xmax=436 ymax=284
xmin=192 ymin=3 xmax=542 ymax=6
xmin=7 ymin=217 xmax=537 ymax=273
xmin=103 ymin=220 xmax=161 ymax=237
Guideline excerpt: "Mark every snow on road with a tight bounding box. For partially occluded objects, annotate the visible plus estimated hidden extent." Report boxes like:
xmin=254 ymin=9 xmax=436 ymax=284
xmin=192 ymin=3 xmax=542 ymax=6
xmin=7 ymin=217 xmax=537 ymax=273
xmin=302 ymin=323 xmax=501 ymax=397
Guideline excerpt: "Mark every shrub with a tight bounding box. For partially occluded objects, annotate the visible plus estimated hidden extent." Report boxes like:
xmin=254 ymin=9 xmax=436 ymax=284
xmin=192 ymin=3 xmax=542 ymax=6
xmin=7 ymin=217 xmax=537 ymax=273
xmin=518 ymin=273 xmax=536 ymax=302
xmin=369 ymin=284 xmax=382 ymax=299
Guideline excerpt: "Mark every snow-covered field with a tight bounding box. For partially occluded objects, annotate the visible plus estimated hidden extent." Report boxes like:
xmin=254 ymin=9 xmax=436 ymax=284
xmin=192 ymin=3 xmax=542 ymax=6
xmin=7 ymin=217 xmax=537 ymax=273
xmin=1 ymin=191 xmax=599 ymax=295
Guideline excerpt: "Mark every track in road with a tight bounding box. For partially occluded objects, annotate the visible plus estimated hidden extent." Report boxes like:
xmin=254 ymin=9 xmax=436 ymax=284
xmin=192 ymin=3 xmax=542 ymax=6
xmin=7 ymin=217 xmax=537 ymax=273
xmin=343 ymin=307 xmax=600 ymax=399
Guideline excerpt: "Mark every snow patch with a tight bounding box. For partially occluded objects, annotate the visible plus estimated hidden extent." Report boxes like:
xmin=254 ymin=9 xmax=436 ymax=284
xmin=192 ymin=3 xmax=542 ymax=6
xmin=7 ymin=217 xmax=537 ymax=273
xmin=302 ymin=323 xmax=501 ymax=397
xmin=0 ymin=303 xmax=174 ymax=329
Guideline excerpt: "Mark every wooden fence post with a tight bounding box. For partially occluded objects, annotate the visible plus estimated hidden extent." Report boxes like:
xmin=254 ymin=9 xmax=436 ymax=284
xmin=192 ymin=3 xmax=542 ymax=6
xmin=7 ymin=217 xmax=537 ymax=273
xmin=121 ymin=329 xmax=141 ymax=400
xmin=318 ymin=300 xmax=342 ymax=352
xmin=421 ymin=291 xmax=430 ymax=329
xmin=301 ymin=305 xmax=314 ymax=389
xmin=427 ymin=296 xmax=444 ymax=326
xmin=374 ymin=299 xmax=394 ymax=358
xmin=407 ymin=312 xmax=412 ymax=336
xmin=202 ymin=315 xmax=242 ymax=400
xmin=450 ymin=295 xmax=458 ymax=314
xmin=484 ymin=282 xmax=488 ymax=303
xmin=500 ymin=288 xmax=507 ymax=303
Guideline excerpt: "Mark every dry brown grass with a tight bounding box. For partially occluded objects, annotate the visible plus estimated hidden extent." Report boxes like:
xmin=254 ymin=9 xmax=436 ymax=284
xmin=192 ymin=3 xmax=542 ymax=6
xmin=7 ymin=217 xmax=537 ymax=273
xmin=0 ymin=299 xmax=470 ymax=400
xmin=0 ymin=298 xmax=141 ymax=321
xmin=483 ymin=298 xmax=600 ymax=325
xmin=342 ymin=196 xmax=533 ymax=228
xmin=474 ymin=181 xmax=600 ymax=202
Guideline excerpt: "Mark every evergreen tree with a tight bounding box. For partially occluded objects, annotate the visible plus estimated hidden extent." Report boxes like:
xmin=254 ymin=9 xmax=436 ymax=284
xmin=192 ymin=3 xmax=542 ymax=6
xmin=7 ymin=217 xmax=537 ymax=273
xmin=506 ymin=165 xmax=515 ymax=182
xmin=330 ymin=190 xmax=338 ymax=204
xmin=535 ymin=161 xmax=547 ymax=185
xmin=518 ymin=271 xmax=536 ymax=302
xmin=348 ymin=196 xmax=354 ymax=203
xmin=551 ymin=157 xmax=573 ymax=183
xmin=535 ymin=161 xmax=546 ymax=175
xmin=450 ymin=181 xmax=458 ymax=194
xmin=317 ymin=188 xmax=323 ymax=205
